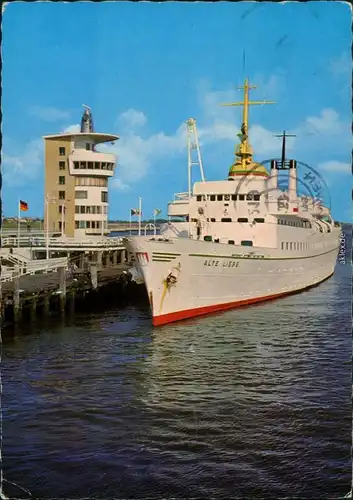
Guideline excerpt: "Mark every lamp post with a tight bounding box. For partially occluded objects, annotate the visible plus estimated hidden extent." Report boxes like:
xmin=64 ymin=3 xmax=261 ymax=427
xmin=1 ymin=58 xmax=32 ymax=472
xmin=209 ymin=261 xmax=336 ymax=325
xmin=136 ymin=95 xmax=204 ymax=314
xmin=45 ymin=194 xmax=56 ymax=260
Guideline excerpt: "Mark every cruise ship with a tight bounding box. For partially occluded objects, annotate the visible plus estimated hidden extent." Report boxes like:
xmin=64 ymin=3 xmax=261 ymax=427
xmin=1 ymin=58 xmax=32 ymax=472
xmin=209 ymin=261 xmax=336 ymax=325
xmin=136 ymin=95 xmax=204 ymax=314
xmin=124 ymin=78 xmax=341 ymax=326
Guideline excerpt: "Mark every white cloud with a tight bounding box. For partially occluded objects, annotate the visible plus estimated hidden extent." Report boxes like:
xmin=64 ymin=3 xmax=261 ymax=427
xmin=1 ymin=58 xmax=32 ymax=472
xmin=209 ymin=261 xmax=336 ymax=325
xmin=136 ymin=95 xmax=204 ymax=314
xmin=2 ymin=138 xmax=43 ymax=186
xmin=111 ymin=178 xmax=130 ymax=191
xmin=117 ymin=109 xmax=147 ymax=129
xmin=329 ymin=52 xmax=351 ymax=78
xmin=29 ymin=106 xmax=71 ymax=122
xmin=301 ymin=108 xmax=344 ymax=136
xmin=100 ymin=123 xmax=186 ymax=185
xmin=63 ymin=123 xmax=80 ymax=133
xmin=318 ymin=160 xmax=351 ymax=175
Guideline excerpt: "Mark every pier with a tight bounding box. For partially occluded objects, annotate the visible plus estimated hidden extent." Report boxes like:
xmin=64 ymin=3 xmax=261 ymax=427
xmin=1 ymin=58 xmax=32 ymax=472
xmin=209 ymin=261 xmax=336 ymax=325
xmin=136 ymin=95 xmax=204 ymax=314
xmin=0 ymin=235 xmax=145 ymax=328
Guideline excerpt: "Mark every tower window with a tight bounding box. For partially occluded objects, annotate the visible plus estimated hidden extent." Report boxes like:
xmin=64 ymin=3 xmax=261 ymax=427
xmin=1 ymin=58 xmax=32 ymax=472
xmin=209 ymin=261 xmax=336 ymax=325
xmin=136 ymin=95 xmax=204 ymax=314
xmin=59 ymin=176 xmax=65 ymax=185
xmin=59 ymin=190 xmax=65 ymax=200
xmin=59 ymin=147 xmax=66 ymax=156
xmin=75 ymin=190 xmax=88 ymax=199
xmin=101 ymin=191 xmax=108 ymax=203
xmin=59 ymin=161 xmax=65 ymax=170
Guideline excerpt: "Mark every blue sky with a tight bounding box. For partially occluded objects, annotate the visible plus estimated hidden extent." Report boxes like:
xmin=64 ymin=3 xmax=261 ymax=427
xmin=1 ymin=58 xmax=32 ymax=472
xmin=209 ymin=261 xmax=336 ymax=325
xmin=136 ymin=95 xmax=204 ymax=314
xmin=2 ymin=1 xmax=352 ymax=221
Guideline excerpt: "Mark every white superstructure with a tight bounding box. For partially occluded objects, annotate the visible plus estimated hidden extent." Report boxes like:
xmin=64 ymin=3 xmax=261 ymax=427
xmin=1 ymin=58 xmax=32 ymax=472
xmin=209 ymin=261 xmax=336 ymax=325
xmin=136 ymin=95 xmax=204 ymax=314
xmin=124 ymin=78 xmax=341 ymax=326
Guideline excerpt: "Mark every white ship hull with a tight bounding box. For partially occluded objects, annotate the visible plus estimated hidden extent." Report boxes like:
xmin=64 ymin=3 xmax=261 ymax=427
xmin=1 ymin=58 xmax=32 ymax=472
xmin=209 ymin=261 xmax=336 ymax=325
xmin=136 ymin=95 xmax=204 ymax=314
xmin=125 ymin=233 xmax=340 ymax=326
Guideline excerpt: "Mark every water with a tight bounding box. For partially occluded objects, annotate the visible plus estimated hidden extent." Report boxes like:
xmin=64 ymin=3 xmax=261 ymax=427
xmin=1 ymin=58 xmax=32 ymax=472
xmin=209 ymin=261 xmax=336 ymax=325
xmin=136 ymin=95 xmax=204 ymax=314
xmin=2 ymin=236 xmax=351 ymax=498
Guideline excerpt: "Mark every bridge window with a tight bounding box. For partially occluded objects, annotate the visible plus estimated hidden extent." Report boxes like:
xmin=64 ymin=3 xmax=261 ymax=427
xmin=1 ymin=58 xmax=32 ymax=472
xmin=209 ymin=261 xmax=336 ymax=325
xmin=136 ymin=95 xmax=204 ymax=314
xmin=196 ymin=195 xmax=202 ymax=202
xmin=237 ymin=217 xmax=248 ymax=223
xmin=246 ymin=193 xmax=253 ymax=201
xmin=224 ymin=195 xmax=230 ymax=201
xmin=210 ymin=195 xmax=216 ymax=201
xmin=286 ymin=242 xmax=289 ymax=250
xmin=88 ymin=162 xmax=93 ymax=169
xmin=80 ymin=161 xmax=86 ymax=169
xmin=281 ymin=242 xmax=284 ymax=250
xmin=231 ymin=194 xmax=237 ymax=201
xmin=95 ymin=162 xmax=100 ymax=169
xmin=228 ymin=240 xmax=235 ymax=245
xmin=221 ymin=218 xmax=232 ymax=222
xmin=241 ymin=240 xmax=253 ymax=246
xmin=210 ymin=217 xmax=216 ymax=222
xmin=74 ymin=161 xmax=79 ymax=169
xmin=254 ymin=194 xmax=260 ymax=201
xmin=204 ymin=235 xmax=212 ymax=242
xmin=254 ymin=218 xmax=265 ymax=223
xmin=217 ymin=195 xmax=223 ymax=201
xmin=239 ymin=194 xmax=245 ymax=201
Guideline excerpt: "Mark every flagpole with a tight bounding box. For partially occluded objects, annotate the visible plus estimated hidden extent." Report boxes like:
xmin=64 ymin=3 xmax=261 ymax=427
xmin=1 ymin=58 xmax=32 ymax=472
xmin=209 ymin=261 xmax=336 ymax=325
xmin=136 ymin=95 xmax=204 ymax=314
xmin=138 ymin=197 xmax=142 ymax=236
xmin=17 ymin=200 xmax=20 ymax=248
xmin=153 ymin=211 xmax=156 ymax=236
xmin=129 ymin=210 xmax=132 ymax=236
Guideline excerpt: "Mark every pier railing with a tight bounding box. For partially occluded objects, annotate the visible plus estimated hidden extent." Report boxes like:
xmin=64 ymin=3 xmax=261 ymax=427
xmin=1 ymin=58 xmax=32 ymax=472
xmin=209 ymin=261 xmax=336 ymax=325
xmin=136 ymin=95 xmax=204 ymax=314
xmin=1 ymin=257 xmax=69 ymax=282
xmin=1 ymin=236 xmax=124 ymax=249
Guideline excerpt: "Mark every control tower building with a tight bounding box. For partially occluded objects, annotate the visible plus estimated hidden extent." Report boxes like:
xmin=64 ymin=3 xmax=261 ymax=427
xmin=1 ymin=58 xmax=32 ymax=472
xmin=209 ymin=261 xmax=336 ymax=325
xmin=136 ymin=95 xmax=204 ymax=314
xmin=43 ymin=106 xmax=119 ymax=238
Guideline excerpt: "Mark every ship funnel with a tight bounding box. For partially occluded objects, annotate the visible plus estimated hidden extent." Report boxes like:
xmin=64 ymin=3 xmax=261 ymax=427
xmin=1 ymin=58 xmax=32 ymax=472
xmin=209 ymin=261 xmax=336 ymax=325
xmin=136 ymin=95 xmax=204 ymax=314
xmin=81 ymin=105 xmax=94 ymax=133
xmin=268 ymin=159 xmax=278 ymax=190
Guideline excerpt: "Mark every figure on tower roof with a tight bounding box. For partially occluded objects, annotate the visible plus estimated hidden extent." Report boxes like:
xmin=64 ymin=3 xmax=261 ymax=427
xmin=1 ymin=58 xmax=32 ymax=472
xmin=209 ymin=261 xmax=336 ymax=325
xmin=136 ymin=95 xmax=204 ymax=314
xmin=81 ymin=105 xmax=94 ymax=133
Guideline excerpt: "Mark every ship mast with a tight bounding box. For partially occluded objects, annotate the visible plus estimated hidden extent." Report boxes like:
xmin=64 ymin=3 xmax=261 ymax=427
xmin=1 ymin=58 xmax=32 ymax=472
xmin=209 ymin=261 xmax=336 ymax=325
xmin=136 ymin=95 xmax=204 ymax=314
xmin=186 ymin=118 xmax=205 ymax=200
xmin=274 ymin=130 xmax=296 ymax=169
xmin=220 ymin=78 xmax=275 ymax=170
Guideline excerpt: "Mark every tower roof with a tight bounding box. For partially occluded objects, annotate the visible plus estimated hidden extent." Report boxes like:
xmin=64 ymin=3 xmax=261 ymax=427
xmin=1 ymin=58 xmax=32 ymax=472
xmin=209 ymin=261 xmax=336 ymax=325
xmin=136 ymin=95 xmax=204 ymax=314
xmin=42 ymin=132 xmax=119 ymax=144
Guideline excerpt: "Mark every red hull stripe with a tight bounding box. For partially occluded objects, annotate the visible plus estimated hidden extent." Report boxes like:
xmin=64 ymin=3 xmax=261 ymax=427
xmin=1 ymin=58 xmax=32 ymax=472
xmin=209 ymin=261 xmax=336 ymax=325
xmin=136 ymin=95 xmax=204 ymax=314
xmin=152 ymin=272 xmax=334 ymax=327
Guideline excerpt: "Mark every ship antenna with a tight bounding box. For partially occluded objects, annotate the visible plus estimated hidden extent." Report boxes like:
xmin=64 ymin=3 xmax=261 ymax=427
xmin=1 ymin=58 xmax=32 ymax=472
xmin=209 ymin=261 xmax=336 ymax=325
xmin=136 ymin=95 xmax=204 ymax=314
xmin=274 ymin=130 xmax=296 ymax=169
xmin=219 ymin=78 xmax=275 ymax=169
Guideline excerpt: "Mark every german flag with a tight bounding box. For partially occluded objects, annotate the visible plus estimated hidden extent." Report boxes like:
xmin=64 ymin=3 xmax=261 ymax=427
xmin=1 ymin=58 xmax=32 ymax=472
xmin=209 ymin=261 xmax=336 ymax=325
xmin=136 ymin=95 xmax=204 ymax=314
xmin=20 ymin=200 xmax=28 ymax=211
